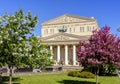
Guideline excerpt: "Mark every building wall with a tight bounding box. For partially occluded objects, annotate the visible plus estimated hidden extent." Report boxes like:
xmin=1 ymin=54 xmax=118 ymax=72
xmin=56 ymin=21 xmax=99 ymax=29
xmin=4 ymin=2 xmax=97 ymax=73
xmin=41 ymin=14 xmax=98 ymax=37
xmin=42 ymin=22 xmax=98 ymax=37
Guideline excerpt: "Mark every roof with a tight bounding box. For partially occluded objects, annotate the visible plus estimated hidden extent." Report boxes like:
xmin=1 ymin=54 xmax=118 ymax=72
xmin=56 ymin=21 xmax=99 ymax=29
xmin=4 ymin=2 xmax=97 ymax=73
xmin=41 ymin=14 xmax=96 ymax=25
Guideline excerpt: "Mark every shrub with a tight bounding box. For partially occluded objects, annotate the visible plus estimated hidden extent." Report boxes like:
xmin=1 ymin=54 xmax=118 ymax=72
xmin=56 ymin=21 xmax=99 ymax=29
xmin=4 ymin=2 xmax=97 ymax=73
xmin=68 ymin=70 xmax=95 ymax=78
xmin=78 ymin=71 xmax=95 ymax=78
xmin=68 ymin=70 xmax=80 ymax=77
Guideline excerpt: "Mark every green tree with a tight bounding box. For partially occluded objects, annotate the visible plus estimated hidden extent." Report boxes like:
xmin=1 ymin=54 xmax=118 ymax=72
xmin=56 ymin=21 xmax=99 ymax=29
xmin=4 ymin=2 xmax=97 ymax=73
xmin=0 ymin=21 xmax=3 ymax=83
xmin=0 ymin=9 xmax=37 ymax=84
xmin=27 ymin=36 xmax=54 ymax=69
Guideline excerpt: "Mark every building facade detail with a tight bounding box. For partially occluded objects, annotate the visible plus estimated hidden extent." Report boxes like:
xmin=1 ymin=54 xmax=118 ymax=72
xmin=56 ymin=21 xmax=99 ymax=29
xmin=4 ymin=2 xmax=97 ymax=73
xmin=54 ymin=35 xmax=69 ymax=41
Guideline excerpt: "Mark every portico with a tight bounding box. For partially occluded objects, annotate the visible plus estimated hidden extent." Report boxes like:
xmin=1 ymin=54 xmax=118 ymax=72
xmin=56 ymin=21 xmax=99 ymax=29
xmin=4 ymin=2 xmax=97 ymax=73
xmin=41 ymin=32 xmax=90 ymax=66
xmin=49 ymin=44 xmax=77 ymax=66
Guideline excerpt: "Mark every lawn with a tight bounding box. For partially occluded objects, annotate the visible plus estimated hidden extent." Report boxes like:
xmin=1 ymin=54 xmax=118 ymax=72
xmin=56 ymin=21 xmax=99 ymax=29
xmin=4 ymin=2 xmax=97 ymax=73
xmin=2 ymin=72 xmax=120 ymax=84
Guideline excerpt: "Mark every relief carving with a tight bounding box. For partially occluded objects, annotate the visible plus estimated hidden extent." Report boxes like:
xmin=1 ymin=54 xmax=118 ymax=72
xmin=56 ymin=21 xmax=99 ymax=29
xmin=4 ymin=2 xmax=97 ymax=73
xmin=54 ymin=36 xmax=69 ymax=41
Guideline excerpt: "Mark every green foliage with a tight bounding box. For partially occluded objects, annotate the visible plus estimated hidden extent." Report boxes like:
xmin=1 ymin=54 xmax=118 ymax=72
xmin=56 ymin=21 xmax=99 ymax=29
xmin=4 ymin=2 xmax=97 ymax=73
xmin=0 ymin=9 xmax=54 ymax=69
xmin=0 ymin=9 xmax=54 ymax=84
xmin=83 ymin=64 xmax=116 ymax=76
xmin=26 ymin=35 xmax=54 ymax=69
xmin=99 ymin=64 xmax=116 ymax=76
xmin=68 ymin=70 xmax=80 ymax=77
xmin=68 ymin=70 xmax=95 ymax=78
xmin=78 ymin=71 xmax=95 ymax=78
xmin=0 ymin=9 xmax=38 ymax=84
xmin=0 ymin=9 xmax=37 ymax=68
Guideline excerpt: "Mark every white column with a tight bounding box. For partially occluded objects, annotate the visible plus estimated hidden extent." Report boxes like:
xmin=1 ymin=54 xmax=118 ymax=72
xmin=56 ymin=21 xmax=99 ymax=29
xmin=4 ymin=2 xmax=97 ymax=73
xmin=65 ymin=45 xmax=68 ymax=65
xmin=73 ymin=45 xmax=76 ymax=66
xmin=57 ymin=45 xmax=60 ymax=64
xmin=50 ymin=45 xmax=53 ymax=59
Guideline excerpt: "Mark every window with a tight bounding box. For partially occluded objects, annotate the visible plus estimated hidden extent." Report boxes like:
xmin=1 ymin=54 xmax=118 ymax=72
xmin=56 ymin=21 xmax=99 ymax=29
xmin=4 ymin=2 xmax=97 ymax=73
xmin=87 ymin=26 xmax=91 ymax=31
xmin=80 ymin=27 xmax=84 ymax=32
xmin=44 ymin=30 xmax=46 ymax=34
xmin=50 ymin=29 xmax=52 ymax=33
xmin=93 ymin=26 xmax=95 ymax=30
xmin=46 ymin=29 xmax=48 ymax=34
xmin=44 ymin=29 xmax=48 ymax=34
xmin=50 ymin=29 xmax=54 ymax=34
xmin=69 ymin=28 xmax=71 ymax=32
xmin=73 ymin=28 xmax=75 ymax=32
xmin=52 ymin=29 xmax=54 ymax=33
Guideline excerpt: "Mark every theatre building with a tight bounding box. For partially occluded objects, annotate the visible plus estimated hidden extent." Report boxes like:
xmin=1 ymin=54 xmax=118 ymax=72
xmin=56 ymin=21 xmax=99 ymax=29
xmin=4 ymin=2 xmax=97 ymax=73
xmin=40 ymin=14 xmax=98 ymax=66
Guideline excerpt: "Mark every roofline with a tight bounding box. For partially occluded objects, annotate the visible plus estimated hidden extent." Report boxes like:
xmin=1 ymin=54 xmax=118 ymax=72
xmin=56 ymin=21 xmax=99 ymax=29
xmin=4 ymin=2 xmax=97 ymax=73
xmin=41 ymin=20 xmax=96 ymax=26
xmin=41 ymin=14 xmax=96 ymax=25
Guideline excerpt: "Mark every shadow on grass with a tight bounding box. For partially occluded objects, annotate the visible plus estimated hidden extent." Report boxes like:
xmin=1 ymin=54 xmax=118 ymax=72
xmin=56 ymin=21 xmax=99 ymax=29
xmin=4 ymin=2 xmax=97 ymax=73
xmin=58 ymin=80 xmax=96 ymax=84
xmin=1 ymin=76 xmax=22 ymax=84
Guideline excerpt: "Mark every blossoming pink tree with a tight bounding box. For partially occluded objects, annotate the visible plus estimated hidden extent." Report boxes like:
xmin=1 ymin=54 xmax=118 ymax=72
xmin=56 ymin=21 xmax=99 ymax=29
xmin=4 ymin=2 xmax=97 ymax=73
xmin=77 ymin=26 xmax=120 ymax=84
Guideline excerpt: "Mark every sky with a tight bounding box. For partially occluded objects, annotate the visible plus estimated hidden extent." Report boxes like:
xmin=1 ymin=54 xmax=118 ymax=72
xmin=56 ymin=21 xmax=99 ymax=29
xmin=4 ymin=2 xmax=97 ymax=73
xmin=0 ymin=0 xmax=120 ymax=36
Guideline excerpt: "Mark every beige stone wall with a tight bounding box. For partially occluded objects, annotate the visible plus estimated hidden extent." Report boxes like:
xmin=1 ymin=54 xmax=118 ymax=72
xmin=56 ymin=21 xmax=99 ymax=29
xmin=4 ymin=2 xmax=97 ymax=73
xmin=41 ymin=14 xmax=99 ymax=37
xmin=42 ymin=22 xmax=98 ymax=37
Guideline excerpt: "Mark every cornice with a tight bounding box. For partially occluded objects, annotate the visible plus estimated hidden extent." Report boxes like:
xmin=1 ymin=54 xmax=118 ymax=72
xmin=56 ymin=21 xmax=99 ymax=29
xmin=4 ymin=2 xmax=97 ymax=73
xmin=40 ymin=32 xmax=90 ymax=41
xmin=41 ymin=20 xmax=95 ymax=26
xmin=41 ymin=14 xmax=95 ymax=26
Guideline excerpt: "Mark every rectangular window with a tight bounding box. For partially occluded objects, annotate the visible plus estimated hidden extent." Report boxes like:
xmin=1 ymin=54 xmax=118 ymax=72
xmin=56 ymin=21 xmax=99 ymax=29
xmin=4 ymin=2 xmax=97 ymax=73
xmin=87 ymin=26 xmax=91 ymax=31
xmin=93 ymin=26 xmax=95 ymax=30
xmin=80 ymin=27 xmax=84 ymax=32
xmin=50 ymin=29 xmax=54 ymax=34
xmin=44 ymin=30 xmax=46 ymax=34
xmin=50 ymin=29 xmax=52 ymax=34
xmin=73 ymin=28 xmax=75 ymax=32
xmin=45 ymin=29 xmax=48 ymax=34
xmin=87 ymin=26 xmax=89 ymax=31
xmin=53 ymin=29 xmax=54 ymax=33
xmin=69 ymin=28 xmax=71 ymax=33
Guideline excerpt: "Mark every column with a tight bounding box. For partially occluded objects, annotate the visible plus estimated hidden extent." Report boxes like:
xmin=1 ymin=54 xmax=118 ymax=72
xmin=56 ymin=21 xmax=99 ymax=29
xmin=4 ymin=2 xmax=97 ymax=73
xmin=57 ymin=45 xmax=60 ymax=64
xmin=50 ymin=45 xmax=53 ymax=59
xmin=65 ymin=45 xmax=68 ymax=65
xmin=73 ymin=45 xmax=76 ymax=66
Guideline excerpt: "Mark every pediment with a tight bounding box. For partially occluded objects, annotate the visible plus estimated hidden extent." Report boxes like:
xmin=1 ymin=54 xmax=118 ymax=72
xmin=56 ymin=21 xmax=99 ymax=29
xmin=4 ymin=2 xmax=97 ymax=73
xmin=42 ymin=14 xmax=95 ymax=25
xmin=41 ymin=33 xmax=89 ymax=42
xmin=43 ymin=35 xmax=78 ymax=41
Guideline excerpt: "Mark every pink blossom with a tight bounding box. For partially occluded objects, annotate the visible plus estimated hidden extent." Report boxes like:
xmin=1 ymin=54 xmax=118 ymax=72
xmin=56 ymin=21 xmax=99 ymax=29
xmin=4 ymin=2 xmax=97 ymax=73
xmin=77 ymin=26 xmax=120 ymax=67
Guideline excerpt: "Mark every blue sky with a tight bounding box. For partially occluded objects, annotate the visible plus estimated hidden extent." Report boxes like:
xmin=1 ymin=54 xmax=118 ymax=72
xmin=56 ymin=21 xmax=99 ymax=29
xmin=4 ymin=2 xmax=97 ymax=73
xmin=0 ymin=0 xmax=120 ymax=36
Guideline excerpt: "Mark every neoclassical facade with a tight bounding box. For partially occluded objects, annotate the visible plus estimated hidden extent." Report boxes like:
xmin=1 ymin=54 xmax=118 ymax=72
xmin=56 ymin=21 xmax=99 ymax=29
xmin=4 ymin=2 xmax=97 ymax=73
xmin=41 ymin=14 xmax=98 ymax=66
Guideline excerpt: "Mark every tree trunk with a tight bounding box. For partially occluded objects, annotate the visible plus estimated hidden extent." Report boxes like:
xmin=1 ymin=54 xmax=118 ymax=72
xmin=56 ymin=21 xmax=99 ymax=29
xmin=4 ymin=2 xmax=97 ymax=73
xmin=0 ymin=71 xmax=2 ymax=84
xmin=96 ymin=67 xmax=99 ymax=84
xmin=9 ymin=67 xmax=12 ymax=84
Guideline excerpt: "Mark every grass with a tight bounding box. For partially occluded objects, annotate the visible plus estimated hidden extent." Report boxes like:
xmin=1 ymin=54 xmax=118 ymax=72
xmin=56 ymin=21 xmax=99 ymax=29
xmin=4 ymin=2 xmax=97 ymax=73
xmin=1 ymin=72 xmax=120 ymax=84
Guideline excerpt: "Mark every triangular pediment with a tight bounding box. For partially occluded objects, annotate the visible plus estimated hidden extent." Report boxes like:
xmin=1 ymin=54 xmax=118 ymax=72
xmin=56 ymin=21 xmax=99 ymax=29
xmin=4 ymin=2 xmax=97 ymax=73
xmin=41 ymin=33 xmax=90 ymax=42
xmin=42 ymin=14 xmax=95 ymax=25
